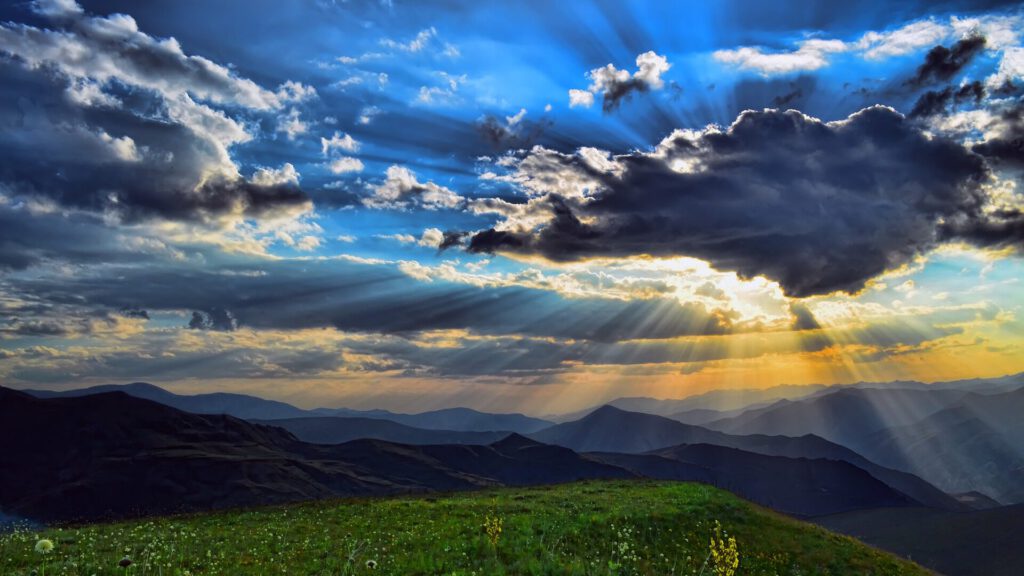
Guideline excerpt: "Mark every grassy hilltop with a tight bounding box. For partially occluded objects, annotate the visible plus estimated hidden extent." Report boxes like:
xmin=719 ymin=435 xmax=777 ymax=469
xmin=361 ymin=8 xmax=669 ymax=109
xmin=0 ymin=481 xmax=927 ymax=576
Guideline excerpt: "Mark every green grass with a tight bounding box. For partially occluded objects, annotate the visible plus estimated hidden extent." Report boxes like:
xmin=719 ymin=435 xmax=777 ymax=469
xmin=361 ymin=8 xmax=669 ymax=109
xmin=0 ymin=480 xmax=928 ymax=575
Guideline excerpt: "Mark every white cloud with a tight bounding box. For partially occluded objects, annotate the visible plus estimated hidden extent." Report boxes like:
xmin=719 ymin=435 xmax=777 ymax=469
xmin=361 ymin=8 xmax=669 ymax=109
xmin=987 ymin=46 xmax=1024 ymax=88
xmin=714 ymin=14 xmax=1024 ymax=76
xmin=251 ymin=163 xmax=300 ymax=186
xmin=333 ymin=76 xmax=364 ymax=89
xmin=275 ymin=80 xmax=317 ymax=102
xmin=381 ymin=27 xmax=436 ymax=53
xmin=569 ymin=88 xmax=595 ymax=108
xmin=31 ymin=0 xmax=82 ymax=18
xmin=569 ymin=51 xmax=671 ymax=109
xmin=418 ymin=227 xmax=444 ymax=247
xmin=633 ymin=50 xmax=672 ymax=88
xmin=321 ymin=132 xmax=360 ymax=156
xmin=856 ymin=19 xmax=949 ymax=59
xmin=365 ymin=165 xmax=463 ymax=210
xmin=416 ymin=72 xmax=466 ymax=105
xmin=295 ymin=235 xmax=321 ymax=251
xmin=951 ymin=14 xmax=1023 ymax=51
xmin=97 ymin=131 xmax=141 ymax=162
xmin=713 ymin=38 xmax=848 ymax=74
xmin=276 ymin=108 xmax=308 ymax=140
xmin=358 ymin=106 xmax=382 ymax=125
xmin=3 ymin=6 xmax=285 ymax=111
xmin=65 ymin=78 xmax=120 ymax=107
xmin=506 ymin=108 xmax=527 ymax=126
xmin=328 ymin=157 xmax=365 ymax=174
xmin=378 ymin=233 xmax=417 ymax=243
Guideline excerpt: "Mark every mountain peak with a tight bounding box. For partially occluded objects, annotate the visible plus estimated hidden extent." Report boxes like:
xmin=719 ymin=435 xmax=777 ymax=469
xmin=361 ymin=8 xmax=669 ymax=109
xmin=491 ymin=433 xmax=543 ymax=451
xmin=587 ymin=404 xmax=631 ymax=418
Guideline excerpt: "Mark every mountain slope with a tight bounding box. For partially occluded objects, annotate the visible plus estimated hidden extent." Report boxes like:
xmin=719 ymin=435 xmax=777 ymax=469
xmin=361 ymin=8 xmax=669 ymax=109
xmin=855 ymin=388 xmax=1024 ymax=503
xmin=0 ymin=387 xmax=625 ymax=522
xmin=551 ymin=384 xmax=825 ymax=422
xmin=22 ymin=383 xmax=553 ymax=433
xmin=0 ymin=481 xmax=931 ymax=576
xmin=589 ymin=445 xmax=915 ymax=517
xmin=316 ymin=406 xmax=553 ymax=433
xmin=620 ymin=443 xmax=913 ymax=516
xmin=816 ymin=505 xmax=1024 ymax=576
xmin=703 ymin=387 xmax=973 ymax=446
xmin=531 ymin=405 xmax=962 ymax=510
xmin=22 ymin=382 xmax=313 ymax=420
xmin=530 ymin=405 xmax=736 ymax=452
xmin=254 ymin=416 xmax=510 ymax=445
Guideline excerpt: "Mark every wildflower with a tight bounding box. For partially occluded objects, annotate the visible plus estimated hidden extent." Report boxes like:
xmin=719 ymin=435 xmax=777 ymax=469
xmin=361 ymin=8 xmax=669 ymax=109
xmin=483 ymin=515 xmax=503 ymax=547
xmin=34 ymin=538 xmax=54 ymax=554
xmin=366 ymin=559 xmax=378 ymax=569
xmin=709 ymin=521 xmax=740 ymax=576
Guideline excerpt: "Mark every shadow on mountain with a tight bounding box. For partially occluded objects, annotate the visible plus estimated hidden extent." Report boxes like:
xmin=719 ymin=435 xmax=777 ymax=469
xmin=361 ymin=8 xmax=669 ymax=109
xmin=1 ymin=387 xmax=930 ymax=523
xmin=815 ymin=504 xmax=1024 ymax=576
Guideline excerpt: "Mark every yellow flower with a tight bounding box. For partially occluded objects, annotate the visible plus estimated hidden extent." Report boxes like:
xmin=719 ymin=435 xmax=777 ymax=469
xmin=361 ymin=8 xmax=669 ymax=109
xmin=709 ymin=521 xmax=740 ymax=576
xmin=483 ymin=515 xmax=503 ymax=547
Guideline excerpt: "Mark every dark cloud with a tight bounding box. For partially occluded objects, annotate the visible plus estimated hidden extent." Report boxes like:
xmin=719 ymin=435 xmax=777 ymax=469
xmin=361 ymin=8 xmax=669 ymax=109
xmin=476 ymin=114 xmax=552 ymax=150
xmin=3 ymin=259 xmax=733 ymax=343
xmin=119 ymin=308 xmax=150 ymax=320
xmin=909 ymin=81 xmax=985 ymax=118
xmin=467 ymin=106 xmax=1001 ymax=297
xmin=600 ymin=77 xmax=651 ymax=112
xmin=790 ymin=303 xmax=821 ymax=331
xmin=438 ymin=230 xmax=467 ymax=250
xmin=0 ymin=5 xmax=315 ymax=226
xmin=0 ymin=62 xmax=310 ymax=223
xmin=908 ymin=35 xmax=986 ymax=87
xmin=771 ymin=87 xmax=803 ymax=108
xmin=970 ymin=101 xmax=1024 ymax=169
xmin=188 ymin=309 xmax=238 ymax=331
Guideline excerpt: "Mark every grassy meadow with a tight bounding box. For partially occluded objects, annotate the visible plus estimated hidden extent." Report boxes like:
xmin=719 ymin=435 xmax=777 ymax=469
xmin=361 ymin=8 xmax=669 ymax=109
xmin=0 ymin=480 xmax=927 ymax=575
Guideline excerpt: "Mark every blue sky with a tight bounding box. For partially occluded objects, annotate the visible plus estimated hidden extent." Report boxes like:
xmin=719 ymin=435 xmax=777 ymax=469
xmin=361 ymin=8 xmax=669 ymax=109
xmin=0 ymin=0 xmax=1021 ymax=413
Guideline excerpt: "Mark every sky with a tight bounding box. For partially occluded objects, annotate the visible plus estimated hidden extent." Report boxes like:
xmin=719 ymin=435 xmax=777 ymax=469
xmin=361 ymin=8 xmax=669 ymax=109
xmin=0 ymin=0 xmax=1022 ymax=415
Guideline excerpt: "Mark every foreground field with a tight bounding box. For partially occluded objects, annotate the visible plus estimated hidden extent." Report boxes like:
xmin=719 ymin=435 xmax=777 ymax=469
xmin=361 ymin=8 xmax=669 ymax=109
xmin=0 ymin=481 xmax=926 ymax=575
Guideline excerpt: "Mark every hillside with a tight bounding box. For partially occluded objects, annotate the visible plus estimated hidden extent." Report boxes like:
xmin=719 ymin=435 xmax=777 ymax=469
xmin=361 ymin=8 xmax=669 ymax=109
xmin=530 ymin=405 xmax=740 ymax=452
xmin=856 ymin=388 xmax=1024 ymax=504
xmin=0 ymin=388 xmax=628 ymax=522
xmin=254 ymin=416 xmax=511 ymax=445
xmin=22 ymin=382 xmax=313 ymax=420
xmin=816 ymin=505 xmax=1024 ymax=576
xmin=530 ymin=405 xmax=961 ymax=510
xmin=704 ymin=387 xmax=971 ymax=443
xmin=1 ymin=388 xmax=943 ymax=523
xmin=0 ymin=481 xmax=929 ymax=575
xmin=22 ymin=383 xmax=553 ymax=433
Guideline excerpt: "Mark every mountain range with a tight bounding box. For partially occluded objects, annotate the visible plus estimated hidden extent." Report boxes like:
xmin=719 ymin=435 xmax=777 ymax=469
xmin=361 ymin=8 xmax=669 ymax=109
xmin=23 ymin=382 xmax=553 ymax=433
xmin=0 ymin=386 xmax=939 ymax=522
xmin=698 ymin=384 xmax=1024 ymax=503
xmin=17 ymin=377 xmax=1024 ymax=505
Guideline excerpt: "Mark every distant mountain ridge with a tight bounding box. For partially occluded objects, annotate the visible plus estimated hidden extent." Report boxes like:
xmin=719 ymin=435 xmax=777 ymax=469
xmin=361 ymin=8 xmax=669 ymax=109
xmin=0 ymin=387 xmax=939 ymax=522
xmin=254 ymin=416 xmax=511 ymax=445
xmin=21 ymin=382 xmax=553 ymax=434
xmin=530 ymin=405 xmax=964 ymax=510
xmin=592 ymin=444 xmax=915 ymax=517
xmin=697 ymin=384 xmax=1024 ymax=503
xmin=0 ymin=387 xmax=624 ymax=522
